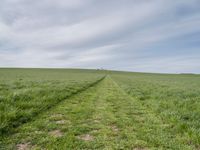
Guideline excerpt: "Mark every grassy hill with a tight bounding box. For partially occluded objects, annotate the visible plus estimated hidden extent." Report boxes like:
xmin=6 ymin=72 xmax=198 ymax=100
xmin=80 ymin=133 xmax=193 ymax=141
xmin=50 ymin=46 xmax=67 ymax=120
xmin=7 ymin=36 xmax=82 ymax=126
xmin=0 ymin=68 xmax=200 ymax=149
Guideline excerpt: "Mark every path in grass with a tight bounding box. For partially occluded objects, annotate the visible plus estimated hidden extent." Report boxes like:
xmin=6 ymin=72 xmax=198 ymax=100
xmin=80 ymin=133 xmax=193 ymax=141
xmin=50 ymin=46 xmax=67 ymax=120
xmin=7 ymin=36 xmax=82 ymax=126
xmin=1 ymin=76 xmax=195 ymax=150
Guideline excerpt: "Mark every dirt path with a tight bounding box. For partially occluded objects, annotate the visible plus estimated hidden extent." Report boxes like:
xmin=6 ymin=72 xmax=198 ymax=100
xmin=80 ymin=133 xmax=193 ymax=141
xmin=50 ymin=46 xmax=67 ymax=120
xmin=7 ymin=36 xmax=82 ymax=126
xmin=1 ymin=76 xmax=194 ymax=150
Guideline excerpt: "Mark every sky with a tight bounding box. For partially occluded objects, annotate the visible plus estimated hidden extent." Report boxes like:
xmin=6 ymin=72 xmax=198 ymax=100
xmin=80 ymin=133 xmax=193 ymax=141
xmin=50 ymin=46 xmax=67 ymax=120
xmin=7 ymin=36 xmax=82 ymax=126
xmin=0 ymin=0 xmax=200 ymax=73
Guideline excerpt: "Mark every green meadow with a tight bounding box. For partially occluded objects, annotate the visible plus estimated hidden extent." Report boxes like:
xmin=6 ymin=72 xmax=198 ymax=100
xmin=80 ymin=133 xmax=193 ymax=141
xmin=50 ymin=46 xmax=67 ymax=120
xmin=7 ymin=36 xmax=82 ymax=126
xmin=0 ymin=68 xmax=200 ymax=149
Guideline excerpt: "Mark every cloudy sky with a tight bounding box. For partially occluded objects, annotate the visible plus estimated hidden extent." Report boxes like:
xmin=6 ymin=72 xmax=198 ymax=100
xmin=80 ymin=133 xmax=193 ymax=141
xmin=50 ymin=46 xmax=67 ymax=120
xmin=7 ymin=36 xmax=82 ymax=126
xmin=0 ymin=0 xmax=200 ymax=73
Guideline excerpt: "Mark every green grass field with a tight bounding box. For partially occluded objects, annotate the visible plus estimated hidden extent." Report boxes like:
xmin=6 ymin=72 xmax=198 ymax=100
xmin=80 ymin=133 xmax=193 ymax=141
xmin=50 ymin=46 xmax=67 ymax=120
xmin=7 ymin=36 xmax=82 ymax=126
xmin=0 ymin=69 xmax=200 ymax=149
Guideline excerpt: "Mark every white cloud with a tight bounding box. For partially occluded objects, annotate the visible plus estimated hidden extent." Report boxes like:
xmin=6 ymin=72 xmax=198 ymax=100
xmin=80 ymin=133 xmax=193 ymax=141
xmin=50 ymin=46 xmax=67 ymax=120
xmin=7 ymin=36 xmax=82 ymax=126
xmin=0 ymin=0 xmax=200 ymax=73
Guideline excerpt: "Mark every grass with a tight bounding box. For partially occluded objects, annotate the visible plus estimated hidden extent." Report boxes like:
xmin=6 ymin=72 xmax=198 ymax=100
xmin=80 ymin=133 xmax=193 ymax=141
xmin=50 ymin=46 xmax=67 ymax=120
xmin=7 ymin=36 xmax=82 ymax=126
xmin=111 ymin=72 xmax=200 ymax=149
xmin=0 ymin=68 xmax=105 ymax=135
xmin=1 ymin=69 xmax=200 ymax=149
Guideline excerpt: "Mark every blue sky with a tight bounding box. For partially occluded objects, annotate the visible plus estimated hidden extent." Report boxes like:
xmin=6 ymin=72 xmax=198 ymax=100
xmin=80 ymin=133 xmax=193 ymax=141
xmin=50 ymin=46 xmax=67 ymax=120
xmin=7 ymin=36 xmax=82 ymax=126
xmin=0 ymin=0 xmax=200 ymax=73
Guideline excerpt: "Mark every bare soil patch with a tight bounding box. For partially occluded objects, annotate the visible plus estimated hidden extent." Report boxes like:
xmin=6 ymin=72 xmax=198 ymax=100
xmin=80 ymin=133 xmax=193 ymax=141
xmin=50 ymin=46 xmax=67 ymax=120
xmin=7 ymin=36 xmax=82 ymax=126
xmin=93 ymin=119 xmax=100 ymax=123
xmin=16 ymin=142 xmax=31 ymax=150
xmin=49 ymin=129 xmax=63 ymax=137
xmin=55 ymin=120 xmax=66 ymax=125
xmin=111 ymin=125 xmax=119 ymax=132
xmin=77 ymin=134 xmax=94 ymax=141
